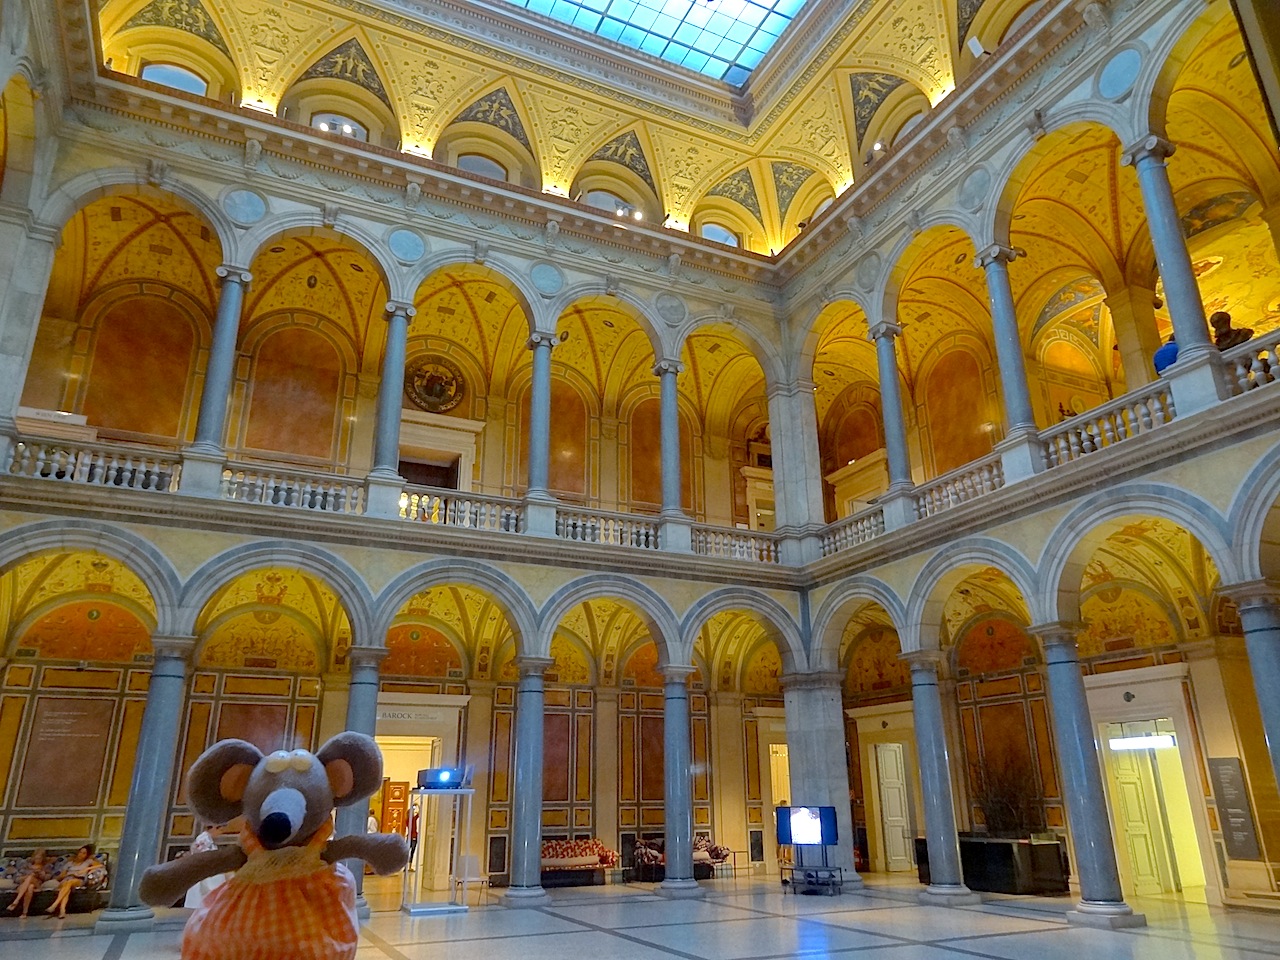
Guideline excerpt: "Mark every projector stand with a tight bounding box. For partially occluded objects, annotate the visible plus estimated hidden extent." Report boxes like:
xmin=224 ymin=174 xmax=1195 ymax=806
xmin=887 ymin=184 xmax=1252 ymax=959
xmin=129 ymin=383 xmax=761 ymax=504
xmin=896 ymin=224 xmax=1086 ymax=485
xmin=401 ymin=786 xmax=475 ymax=916
xmin=787 ymin=845 xmax=843 ymax=896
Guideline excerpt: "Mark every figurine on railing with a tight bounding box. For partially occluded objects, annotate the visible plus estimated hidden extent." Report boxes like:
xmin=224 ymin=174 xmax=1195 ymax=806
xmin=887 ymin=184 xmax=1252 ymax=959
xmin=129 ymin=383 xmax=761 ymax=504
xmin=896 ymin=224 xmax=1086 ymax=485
xmin=1211 ymin=312 xmax=1254 ymax=351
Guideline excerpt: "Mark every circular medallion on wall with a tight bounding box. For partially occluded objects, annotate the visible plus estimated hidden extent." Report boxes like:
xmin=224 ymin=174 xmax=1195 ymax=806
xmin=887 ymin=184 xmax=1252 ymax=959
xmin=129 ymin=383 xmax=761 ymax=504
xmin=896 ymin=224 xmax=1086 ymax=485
xmin=1098 ymin=47 xmax=1143 ymax=101
xmin=387 ymin=227 xmax=427 ymax=264
xmin=222 ymin=188 xmax=268 ymax=226
xmin=958 ymin=166 xmax=991 ymax=212
xmin=855 ymin=252 xmax=881 ymax=292
xmin=405 ymin=355 xmax=465 ymax=413
xmin=654 ymin=292 xmax=687 ymax=324
xmin=530 ymin=261 xmax=565 ymax=297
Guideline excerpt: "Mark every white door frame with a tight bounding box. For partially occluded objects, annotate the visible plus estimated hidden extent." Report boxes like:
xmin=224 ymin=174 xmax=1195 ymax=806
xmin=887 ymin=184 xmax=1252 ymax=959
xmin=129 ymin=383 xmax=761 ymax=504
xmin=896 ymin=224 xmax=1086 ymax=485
xmin=847 ymin=702 xmax=919 ymax=874
xmin=1083 ymin=663 xmax=1222 ymax=906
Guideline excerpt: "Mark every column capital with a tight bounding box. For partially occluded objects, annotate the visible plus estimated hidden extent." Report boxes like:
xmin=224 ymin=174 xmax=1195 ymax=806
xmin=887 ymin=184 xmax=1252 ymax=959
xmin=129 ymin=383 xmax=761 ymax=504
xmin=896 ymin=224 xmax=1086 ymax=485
xmin=347 ymin=646 xmax=389 ymax=669
xmin=1121 ymin=135 xmax=1176 ymax=167
xmin=779 ymin=670 xmax=843 ymax=692
xmin=974 ymin=244 xmax=1023 ymax=269
xmin=384 ymin=300 xmax=417 ymax=319
xmin=515 ymin=655 xmax=555 ymax=677
xmin=653 ymin=358 xmax=685 ymax=377
xmin=1218 ymin=579 xmax=1280 ymax=611
xmin=216 ymin=265 xmax=253 ymax=284
xmin=595 ymin=687 xmax=621 ymax=705
xmin=902 ymin=649 xmax=945 ymax=674
xmin=151 ymin=636 xmax=197 ymax=661
xmin=1030 ymin=621 xmax=1084 ymax=649
xmin=467 ymin=679 xmax=498 ymax=697
xmin=527 ymin=332 xmax=558 ymax=351
xmin=766 ymin=378 xmax=817 ymax=401
xmin=867 ymin=320 xmax=903 ymax=341
xmin=658 ymin=663 xmax=698 ymax=681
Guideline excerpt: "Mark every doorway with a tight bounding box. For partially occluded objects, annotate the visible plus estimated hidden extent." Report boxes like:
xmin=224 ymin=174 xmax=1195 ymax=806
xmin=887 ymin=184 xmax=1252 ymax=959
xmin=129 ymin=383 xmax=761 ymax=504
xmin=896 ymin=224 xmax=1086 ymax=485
xmin=1100 ymin=718 xmax=1208 ymax=902
xmin=873 ymin=742 xmax=914 ymax=872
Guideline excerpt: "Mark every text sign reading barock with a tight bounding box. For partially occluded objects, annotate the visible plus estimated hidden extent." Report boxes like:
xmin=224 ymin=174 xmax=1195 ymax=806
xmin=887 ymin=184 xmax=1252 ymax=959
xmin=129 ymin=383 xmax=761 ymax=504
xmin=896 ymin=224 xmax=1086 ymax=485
xmin=17 ymin=697 xmax=116 ymax=807
xmin=1208 ymin=757 xmax=1262 ymax=861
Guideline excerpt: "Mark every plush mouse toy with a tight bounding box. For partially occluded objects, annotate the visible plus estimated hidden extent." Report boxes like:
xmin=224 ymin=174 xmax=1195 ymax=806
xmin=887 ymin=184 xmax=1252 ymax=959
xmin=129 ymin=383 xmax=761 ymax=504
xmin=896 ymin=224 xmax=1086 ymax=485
xmin=140 ymin=732 xmax=409 ymax=960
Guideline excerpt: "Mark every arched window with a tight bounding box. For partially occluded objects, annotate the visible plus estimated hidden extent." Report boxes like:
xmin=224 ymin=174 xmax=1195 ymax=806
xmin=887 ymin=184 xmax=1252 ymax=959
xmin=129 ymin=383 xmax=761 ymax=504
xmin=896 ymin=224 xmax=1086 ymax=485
xmin=311 ymin=112 xmax=368 ymax=142
xmin=582 ymin=188 xmax=644 ymax=221
xmin=456 ymin=153 xmax=508 ymax=181
xmin=140 ymin=63 xmax=209 ymax=97
xmin=700 ymin=223 xmax=740 ymax=247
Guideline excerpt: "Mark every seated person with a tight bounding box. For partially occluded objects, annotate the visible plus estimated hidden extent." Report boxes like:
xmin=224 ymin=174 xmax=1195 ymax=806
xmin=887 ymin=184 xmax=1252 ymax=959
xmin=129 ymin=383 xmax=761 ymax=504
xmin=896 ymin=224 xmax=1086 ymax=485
xmin=5 ymin=848 xmax=50 ymax=919
xmin=45 ymin=844 xmax=98 ymax=919
xmin=1211 ymin=311 xmax=1254 ymax=351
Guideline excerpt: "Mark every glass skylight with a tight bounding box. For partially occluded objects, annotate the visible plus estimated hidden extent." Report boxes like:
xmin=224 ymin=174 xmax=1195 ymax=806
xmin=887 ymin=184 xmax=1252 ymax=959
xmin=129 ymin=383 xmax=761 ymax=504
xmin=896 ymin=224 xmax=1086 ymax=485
xmin=502 ymin=0 xmax=809 ymax=86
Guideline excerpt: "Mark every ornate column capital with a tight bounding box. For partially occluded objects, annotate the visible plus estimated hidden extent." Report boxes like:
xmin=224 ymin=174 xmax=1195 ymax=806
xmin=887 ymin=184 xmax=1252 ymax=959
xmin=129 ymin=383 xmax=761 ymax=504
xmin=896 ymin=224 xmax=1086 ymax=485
xmin=216 ymin=265 xmax=253 ymax=285
xmin=151 ymin=635 xmax=197 ymax=662
xmin=658 ymin=663 xmax=698 ymax=682
xmin=1030 ymin=622 xmax=1084 ymax=659
xmin=1121 ymin=135 xmax=1176 ymax=168
xmin=901 ymin=649 xmax=946 ymax=675
xmin=514 ymin=655 xmax=555 ymax=678
xmin=347 ymin=646 xmax=389 ymax=669
xmin=974 ymin=244 xmax=1022 ymax=270
xmin=766 ymin=378 xmax=816 ymax=402
xmin=1218 ymin=579 xmax=1280 ymax=612
xmin=384 ymin=300 xmax=417 ymax=319
xmin=866 ymin=320 xmax=903 ymax=342
xmin=779 ymin=670 xmax=843 ymax=692
xmin=653 ymin=358 xmax=685 ymax=378
xmin=527 ymin=332 xmax=558 ymax=351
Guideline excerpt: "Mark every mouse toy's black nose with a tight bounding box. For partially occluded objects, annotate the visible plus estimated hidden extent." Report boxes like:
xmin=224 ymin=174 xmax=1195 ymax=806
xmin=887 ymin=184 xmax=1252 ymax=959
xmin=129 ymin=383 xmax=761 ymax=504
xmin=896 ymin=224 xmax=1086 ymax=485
xmin=260 ymin=811 xmax=293 ymax=844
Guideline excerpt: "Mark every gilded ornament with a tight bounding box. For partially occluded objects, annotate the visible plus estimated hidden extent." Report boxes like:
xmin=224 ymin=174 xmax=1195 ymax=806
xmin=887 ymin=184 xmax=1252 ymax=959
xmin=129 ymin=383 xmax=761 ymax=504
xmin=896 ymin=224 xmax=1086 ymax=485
xmin=405 ymin=355 xmax=465 ymax=413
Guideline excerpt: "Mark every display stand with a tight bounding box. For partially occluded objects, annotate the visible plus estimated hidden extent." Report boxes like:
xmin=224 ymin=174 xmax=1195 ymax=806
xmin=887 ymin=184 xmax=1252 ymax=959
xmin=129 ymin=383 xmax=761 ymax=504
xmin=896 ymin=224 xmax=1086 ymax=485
xmin=401 ymin=787 xmax=475 ymax=916
xmin=781 ymin=845 xmax=843 ymax=896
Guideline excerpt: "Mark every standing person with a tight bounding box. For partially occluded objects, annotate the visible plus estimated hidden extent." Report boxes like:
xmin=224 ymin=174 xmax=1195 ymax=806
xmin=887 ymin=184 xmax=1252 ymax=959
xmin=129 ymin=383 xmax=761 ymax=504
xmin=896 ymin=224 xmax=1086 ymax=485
xmin=366 ymin=810 xmax=379 ymax=834
xmin=405 ymin=805 xmax=420 ymax=870
xmin=1153 ymin=334 xmax=1179 ymax=374
xmin=5 ymin=848 xmax=50 ymax=918
xmin=184 ymin=822 xmax=233 ymax=909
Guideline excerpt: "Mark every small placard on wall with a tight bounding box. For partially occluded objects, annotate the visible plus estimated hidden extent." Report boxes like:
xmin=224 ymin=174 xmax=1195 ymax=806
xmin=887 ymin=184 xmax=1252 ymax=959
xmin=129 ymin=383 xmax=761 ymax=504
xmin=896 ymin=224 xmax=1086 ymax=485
xmin=1208 ymin=757 xmax=1262 ymax=861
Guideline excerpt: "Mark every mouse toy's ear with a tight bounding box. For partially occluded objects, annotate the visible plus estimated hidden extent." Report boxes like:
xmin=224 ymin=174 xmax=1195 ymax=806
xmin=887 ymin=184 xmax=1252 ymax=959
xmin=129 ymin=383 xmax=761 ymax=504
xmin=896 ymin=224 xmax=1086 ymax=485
xmin=316 ymin=732 xmax=384 ymax=806
xmin=188 ymin=739 xmax=263 ymax=823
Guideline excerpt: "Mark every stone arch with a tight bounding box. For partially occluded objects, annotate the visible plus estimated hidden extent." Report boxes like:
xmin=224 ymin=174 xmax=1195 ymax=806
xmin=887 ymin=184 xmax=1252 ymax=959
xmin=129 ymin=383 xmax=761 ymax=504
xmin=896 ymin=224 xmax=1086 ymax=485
xmin=808 ymin=576 xmax=907 ymax=672
xmin=372 ymin=558 xmax=539 ymax=657
xmin=545 ymin=284 xmax=666 ymax=358
xmin=880 ymin=216 xmax=984 ymax=324
xmin=238 ymin=214 xmax=404 ymax=300
xmin=674 ymin=312 xmax=786 ymax=391
xmin=176 ymin=541 xmax=375 ymax=645
xmin=37 ymin=169 xmax=235 ymax=262
xmin=1136 ymin=0 xmax=1235 ymax=144
xmin=905 ymin=539 xmax=1039 ymax=653
xmin=678 ymin=587 xmax=805 ymax=675
xmin=405 ymin=255 xmax=542 ymax=335
xmin=1038 ymin=483 xmax=1238 ymax=626
xmin=537 ymin=575 xmax=681 ymax=664
xmin=0 ymin=520 xmax=182 ymax=634
xmin=796 ymin=293 xmax=875 ymax=384
xmin=1229 ymin=443 xmax=1280 ymax=583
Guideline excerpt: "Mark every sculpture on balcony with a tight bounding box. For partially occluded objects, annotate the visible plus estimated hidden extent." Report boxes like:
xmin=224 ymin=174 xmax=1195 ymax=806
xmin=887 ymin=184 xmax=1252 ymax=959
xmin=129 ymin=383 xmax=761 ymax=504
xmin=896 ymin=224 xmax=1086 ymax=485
xmin=1211 ymin=312 xmax=1254 ymax=351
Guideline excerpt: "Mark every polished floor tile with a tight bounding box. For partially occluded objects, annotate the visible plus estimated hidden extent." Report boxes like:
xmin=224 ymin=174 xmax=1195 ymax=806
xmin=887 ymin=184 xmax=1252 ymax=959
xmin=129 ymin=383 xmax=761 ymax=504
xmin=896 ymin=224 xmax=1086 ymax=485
xmin=5 ymin=878 xmax=1280 ymax=960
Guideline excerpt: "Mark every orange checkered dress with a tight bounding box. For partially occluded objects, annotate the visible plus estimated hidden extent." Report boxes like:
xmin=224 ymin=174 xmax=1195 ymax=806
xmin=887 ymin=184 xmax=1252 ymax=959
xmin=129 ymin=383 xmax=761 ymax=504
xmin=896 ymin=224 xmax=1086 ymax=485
xmin=182 ymin=823 xmax=359 ymax=960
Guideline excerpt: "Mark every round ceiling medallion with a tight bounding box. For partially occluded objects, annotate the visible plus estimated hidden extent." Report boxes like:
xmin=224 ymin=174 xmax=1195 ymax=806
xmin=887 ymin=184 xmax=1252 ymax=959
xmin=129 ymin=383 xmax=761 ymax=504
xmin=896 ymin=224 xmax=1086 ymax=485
xmin=405 ymin=355 xmax=465 ymax=413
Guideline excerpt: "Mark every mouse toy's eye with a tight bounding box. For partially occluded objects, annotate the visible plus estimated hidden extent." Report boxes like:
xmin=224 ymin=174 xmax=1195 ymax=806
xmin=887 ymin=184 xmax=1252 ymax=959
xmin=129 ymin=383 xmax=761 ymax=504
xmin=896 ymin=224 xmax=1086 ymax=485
xmin=264 ymin=752 xmax=292 ymax=773
xmin=289 ymin=751 xmax=313 ymax=772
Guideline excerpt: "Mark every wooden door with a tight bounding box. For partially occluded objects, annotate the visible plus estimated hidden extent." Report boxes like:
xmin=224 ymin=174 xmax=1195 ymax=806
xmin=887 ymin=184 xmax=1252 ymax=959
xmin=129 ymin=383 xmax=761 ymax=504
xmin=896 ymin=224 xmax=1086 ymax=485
xmin=875 ymin=742 xmax=914 ymax=872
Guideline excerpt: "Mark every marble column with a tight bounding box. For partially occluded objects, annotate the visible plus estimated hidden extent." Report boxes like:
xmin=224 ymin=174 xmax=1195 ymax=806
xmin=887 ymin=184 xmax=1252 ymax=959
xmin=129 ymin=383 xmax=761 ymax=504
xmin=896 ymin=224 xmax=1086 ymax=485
xmin=867 ymin=320 xmax=916 ymax=530
xmin=906 ymin=653 xmax=979 ymax=905
xmin=780 ymin=673 xmax=861 ymax=881
xmin=1221 ymin=582 xmax=1280 ymax=793
xmin=0 ymin=219 xmax=58 ymax=467
xmin=181 ymin=267 xmax=252 ymax=495
xmin=1033 ymin=623 xmax=1145 ymax=928
xmin=975 ymin=245 xmax=1036 ymax=433
xmin=659 ymin=664 xmax=702 ymax=897
xmin=335 ymin=647 xmax=386 ymax=914
xmin=96 ymin=637 xmax=195 ymax=933
xmin=523 ymin=334 xmax=558 ymax=536
xmin=505 ymin=657 xmax=552 ymax=905
xmin=764 ymin=382 xmax=826 ymax=564
xmin=365 ymin=301 xmax=416 ymax=518
xmin=655 ymin=359 xmax=692 ymax=552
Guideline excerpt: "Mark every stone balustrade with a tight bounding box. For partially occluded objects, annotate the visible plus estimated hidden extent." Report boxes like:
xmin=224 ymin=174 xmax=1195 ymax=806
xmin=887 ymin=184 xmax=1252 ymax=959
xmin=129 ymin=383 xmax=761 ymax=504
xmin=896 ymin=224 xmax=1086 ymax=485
xmin=1041 ymin=382 xmax=1176 ymax=467
xmin=819 ymin=507 xmax=886 ymax=557
xmin=914 ymin=455 xmax=1006 ymax=519
xmin=220 ymin=463 xmax=365 ymax=514
xmin=1224 ymin=333 xmax=1280 ymax=396
xmin=7 ymin=437 xmax=180 ymax=492
xmin=691 ymin=524 xmax=782 ymax=563
xmin=399 ymin=484 xmax=523 ymax=533
xmin=556 ymin=507 xmax=661 ymax=550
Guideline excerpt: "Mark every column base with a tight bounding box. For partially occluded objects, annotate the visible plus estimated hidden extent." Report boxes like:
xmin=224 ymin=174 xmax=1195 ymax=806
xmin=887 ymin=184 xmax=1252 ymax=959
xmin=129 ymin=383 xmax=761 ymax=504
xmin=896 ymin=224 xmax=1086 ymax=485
xmin=657 ymin=878 xmax=705 ymax=899
xmin=659 ymin=513 xmax=693 ymax=553
xmin=880 ymin=485 xmax=917 ymax=531
xmin=94 ymin=905 xmax=156 ymax=934
xmin=1066 ymin=901 xmax=1147 ymax=929
xmin=364 ymin=471 xmax=406 ymax=519
xmin=501 ymin=886 xmax=551 ymax=907
xmin=178 ymin=447 xmax=226 ymax=498
xmin=918 ymin=884 xmax=982 ymax=907
xmin=523 ymin=495 xmax=559 ymax=538
xmin=995 ymin=429 xmax=1046 ymax=484
xmin=355 ymin=895 xmax=371 ymax=921
xmin=1166 ymin=347 xmax=1228 ymax=416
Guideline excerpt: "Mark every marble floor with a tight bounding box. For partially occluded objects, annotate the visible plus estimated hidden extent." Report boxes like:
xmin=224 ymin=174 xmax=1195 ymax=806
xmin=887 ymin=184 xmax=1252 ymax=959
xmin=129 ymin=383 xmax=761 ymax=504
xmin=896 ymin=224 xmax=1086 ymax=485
xmin=4 ymin=876 xmax=1280 ymax=960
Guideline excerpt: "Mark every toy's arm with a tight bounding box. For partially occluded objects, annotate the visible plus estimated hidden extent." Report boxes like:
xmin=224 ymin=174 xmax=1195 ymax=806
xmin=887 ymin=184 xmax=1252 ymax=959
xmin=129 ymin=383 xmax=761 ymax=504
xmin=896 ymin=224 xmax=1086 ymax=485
xmin=139 ymin=847 xmax=247 ymax=907
xmin=322 ymin=833 xmax=409 ymax=875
